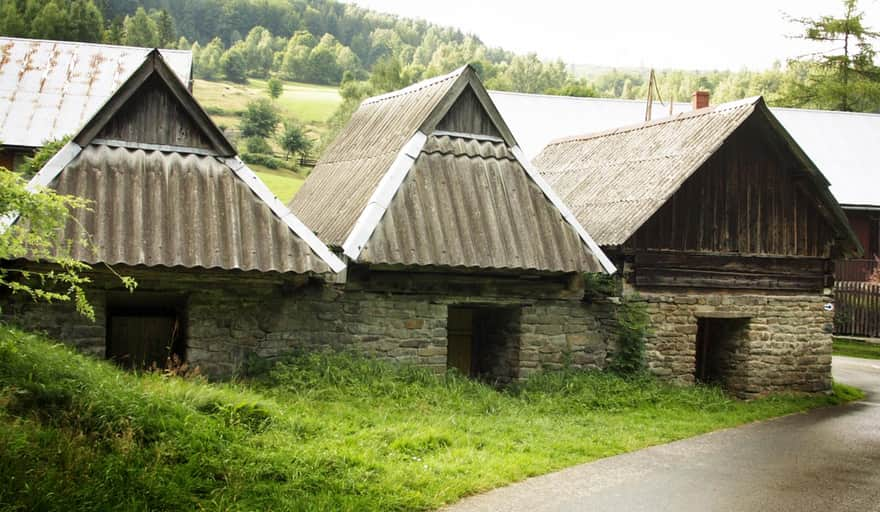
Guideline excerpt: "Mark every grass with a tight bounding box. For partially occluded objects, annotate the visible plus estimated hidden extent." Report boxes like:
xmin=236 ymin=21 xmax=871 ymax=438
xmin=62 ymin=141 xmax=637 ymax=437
xmin=193 ymin=78 xmax=341 ymax=126
xmin=0 ymin=325 xmax=862 ymax=511
xmin=833 ymin=337 xmax=880 ymax=360
xmin=250 ymin=165 xmax=306 ymax=203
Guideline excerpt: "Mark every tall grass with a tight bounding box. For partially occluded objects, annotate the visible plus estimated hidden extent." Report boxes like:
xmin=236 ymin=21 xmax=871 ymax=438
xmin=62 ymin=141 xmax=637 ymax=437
xmin=0 ymin=325 xmax=860 ymax=511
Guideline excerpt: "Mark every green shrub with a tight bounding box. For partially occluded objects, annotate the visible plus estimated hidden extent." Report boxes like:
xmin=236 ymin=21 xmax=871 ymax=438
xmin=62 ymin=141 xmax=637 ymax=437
xmin=240 ymin=152 xmax=283 ymax=169
xmin=243 ymin=136 xmax=272 ymax=154
xmin=609 ymin=296 xmax=650 ymax=375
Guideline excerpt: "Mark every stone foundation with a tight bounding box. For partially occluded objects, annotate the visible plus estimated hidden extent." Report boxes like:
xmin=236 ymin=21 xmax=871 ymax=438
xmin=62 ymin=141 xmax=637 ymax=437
xmin=1 ymin=266 xmax=612 ymax=380
xmin=639 ymin=291 xmax=834 ymax=397
xmin=2 ymin=266 xmax=835 ymax=396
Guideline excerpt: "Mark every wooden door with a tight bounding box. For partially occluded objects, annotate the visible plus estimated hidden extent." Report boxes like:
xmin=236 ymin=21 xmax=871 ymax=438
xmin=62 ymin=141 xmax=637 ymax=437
xmin=447 ymin=308 xmax=474 ymax=375
xmin=108 ymin=315 xmax=177 ymax=369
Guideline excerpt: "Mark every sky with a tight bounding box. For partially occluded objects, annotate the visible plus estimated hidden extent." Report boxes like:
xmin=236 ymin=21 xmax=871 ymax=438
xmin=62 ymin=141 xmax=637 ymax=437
xmin=345 ymin=0 xmax=880 ymax=71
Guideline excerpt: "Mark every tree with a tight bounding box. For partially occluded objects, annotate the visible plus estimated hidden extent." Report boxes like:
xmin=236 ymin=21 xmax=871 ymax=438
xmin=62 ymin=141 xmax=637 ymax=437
xmin=277 ymin=120 xmax=312 ymax=160
xmin=782 ymin=0 xmax=880 ymax=111
xmin=30 ymin=1 xmax=69 ymax=41
xmin=0 ymin=168 xmax=135 ymax=320
xmin=220 ymin=43 xmax=247 ymax=83
xmin=152 ymin=9 xmax=177 ymax=47
xmin=122 ymin=7 xmax=159 ymax=48
xmin=240 ymin=99 xmax=280 ymax=139
xmin=18 ymin=137 xmax=70 ymax=180
xmin=267 ymin=77 xmax=283 ymax=99
xmin=67 ymin=0 xmax=104 ymax=43
xmin=0 ymin=2 xmax=27 ymax=37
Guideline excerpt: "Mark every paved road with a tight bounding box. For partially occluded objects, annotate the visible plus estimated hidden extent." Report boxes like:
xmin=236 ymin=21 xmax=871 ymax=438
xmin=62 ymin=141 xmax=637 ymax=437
xmin=444 ymin=356 xmax=880 ymax=512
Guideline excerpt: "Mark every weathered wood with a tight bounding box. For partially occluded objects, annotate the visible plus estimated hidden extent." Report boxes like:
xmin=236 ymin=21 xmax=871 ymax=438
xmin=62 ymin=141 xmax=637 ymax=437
xmin=436 ymin=87 xmax=503 ymax=138
xmin=96 ymin=74 xmax=215 ymax=150
xmin=634 ymin=267 xmax=826 ymax=291
xmin=625 ymin=118 xmax=837 ymax=258
xmin=631 ymin=251 xmax=829 ymax=292
xmin=835 ymin=281 xmax=880 ymax=338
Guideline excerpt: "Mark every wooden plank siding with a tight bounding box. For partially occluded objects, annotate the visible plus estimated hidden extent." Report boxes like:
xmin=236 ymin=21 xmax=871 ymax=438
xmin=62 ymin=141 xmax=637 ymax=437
xmin=436 ymin=87 xmax=503 ymax=138
xmin=95 ymin=74 xmax=215 ymax=151
xmin=625 ymin=121 xmax=837 ymax=259
xmin=632 ymin=252 xmax=830 ymax=292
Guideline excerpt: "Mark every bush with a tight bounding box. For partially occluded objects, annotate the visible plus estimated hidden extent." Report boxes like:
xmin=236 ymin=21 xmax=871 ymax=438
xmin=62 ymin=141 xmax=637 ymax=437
xmin=243 ymin=136 xmax=272 ymax=154
xmin=241 ymin=98 xmax=280 ymax=139
xmin=240 ymin=152 xmax=283 ymax=169
xmin=609 ymin=296 xmax=651 ymax=376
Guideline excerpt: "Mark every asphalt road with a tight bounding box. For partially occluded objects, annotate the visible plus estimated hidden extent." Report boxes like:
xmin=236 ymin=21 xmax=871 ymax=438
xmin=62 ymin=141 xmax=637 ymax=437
xmin=444 ymin=356 xmax=880 ymax=512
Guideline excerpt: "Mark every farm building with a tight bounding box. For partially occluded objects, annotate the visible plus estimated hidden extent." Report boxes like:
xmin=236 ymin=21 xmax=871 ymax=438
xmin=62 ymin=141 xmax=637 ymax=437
xmin=1 ymin=50 xmax=345 ymax=375
xmin=0 ymin=37 xmax=192 ymax=171
xmin=491 ymin=90 xmax=880 ymax=282
xmin=534 ymin=96 xmax=861 ymax=396
xmin=290 ymin=65 xmax=616 ymax=382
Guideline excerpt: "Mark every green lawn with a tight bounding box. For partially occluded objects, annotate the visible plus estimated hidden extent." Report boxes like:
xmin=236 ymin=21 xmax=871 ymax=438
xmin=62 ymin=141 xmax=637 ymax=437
xmin=193 ymin=78 xmax=341 ymax=126
xmin=0 ymin=325 xmax=861 ymax=511
xmin=251 ymin=165 xmax=305 ymax=203
xmin=833 ymin=338 xmax=880 ymax=360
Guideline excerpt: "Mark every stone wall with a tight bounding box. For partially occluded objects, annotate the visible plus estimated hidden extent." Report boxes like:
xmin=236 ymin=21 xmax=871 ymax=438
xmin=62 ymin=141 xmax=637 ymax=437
xmin=1 ymin=266 xmax=613 ymax=380
xmin=2 ymin=265 xmax=835 ymax=396
xmin=639 ymin=291 xmax=834 ymax=397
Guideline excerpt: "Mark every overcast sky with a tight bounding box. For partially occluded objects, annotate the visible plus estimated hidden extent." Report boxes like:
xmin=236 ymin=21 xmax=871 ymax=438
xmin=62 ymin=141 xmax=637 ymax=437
xmin=346 ymin=0 xmax=880 ymax=70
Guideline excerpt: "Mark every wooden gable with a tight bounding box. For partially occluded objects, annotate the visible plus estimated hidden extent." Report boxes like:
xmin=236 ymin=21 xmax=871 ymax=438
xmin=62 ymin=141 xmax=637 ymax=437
xmin=436 ymin=87 xmax=503 ymax=138
xmin=626 ymin=114 xmax=838 ymax=259
xmin=94 ymin=74 xmax=216 ymax=151
xmin=73 ymin=50 xmax=235 ymax=157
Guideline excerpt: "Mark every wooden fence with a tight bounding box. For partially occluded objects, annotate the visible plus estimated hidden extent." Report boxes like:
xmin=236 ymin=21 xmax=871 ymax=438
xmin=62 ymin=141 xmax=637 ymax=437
xmin=835 ymin=281 xmax=880 ymax=338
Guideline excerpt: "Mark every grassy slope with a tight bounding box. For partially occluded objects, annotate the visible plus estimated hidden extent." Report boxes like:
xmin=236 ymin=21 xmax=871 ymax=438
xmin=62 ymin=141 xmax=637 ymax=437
xmin=192 ymin=78 xmax=335 ymax=201
xmin=0 ymin=326 xmax=861 ymax=511
xmin=193 ymin=78 xmax=341 ymax=127
xmin=250 ymin=164 xmax=305 ymax=203
xmin=833 ymin=338 xmax=880 ymax=360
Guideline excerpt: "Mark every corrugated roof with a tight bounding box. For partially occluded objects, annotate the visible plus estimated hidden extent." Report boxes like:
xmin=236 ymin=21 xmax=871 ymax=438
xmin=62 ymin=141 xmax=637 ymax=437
xmin=491 ymin=90 xmax=880 ymax=206
xmin=534 ymin=97 xmax=859 ymax=252
xmin=534 ymin=98 xmax=754 ymax=246
xmin=53 ymin=145 xmax=331 ymax=274
xmin=290 ymin=68 xmax=461 ymax=246
xmin=360 ymin=134 xmax=603 ymax=273
xmin=290 ymin=66 xmax=611 ymax=274
xmin=16 ymin=50 xmax=341 ymax=275
xmin=0 ymin=37 xmax=192 ymax=149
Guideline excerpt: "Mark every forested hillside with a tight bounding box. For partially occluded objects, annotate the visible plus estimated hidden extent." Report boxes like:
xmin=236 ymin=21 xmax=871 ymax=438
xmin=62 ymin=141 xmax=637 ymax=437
xmin=1 ymin=0 xmax=878 ymax=113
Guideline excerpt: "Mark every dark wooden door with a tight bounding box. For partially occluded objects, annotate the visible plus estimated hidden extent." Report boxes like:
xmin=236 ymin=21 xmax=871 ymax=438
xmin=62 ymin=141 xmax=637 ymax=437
xmin=447 ymin=308 xmax=474 ymax=375
xmin=108 ymin=315 xmax=177 ymax=369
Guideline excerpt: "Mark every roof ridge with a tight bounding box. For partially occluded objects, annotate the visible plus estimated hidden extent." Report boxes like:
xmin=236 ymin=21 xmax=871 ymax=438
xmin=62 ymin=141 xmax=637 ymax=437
xmin=361 ymin=65 xmax=467 ymax=106
xmin=0 ymin=35 xmax=186 ymax=54
xmin=546 ymin=96 xmax=760 ymax=147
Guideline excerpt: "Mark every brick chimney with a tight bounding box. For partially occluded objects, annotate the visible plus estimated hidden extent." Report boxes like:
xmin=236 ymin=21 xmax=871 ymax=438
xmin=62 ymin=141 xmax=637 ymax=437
xmin=692 ymin=90 xmax=710 ymax=110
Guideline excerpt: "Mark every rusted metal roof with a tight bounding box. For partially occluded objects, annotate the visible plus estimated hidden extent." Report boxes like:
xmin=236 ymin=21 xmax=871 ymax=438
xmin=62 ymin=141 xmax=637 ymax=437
xmin=360 ymin=134 xmax=604 ymax=273
xmin=291 ymin=66 xmax=612 ymax=274
xmin=534 ymin=97 xmax=859 ymax=252
xmin=15 ymin=49 xmax=342 ymax=275
xmin=0 ymin=37 xmax=192 ymax=149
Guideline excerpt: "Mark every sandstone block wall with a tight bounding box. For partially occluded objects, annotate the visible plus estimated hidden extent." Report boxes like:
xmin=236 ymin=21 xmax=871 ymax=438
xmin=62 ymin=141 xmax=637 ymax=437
xmin=639 ymin=291 xmax=834 ymax=397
